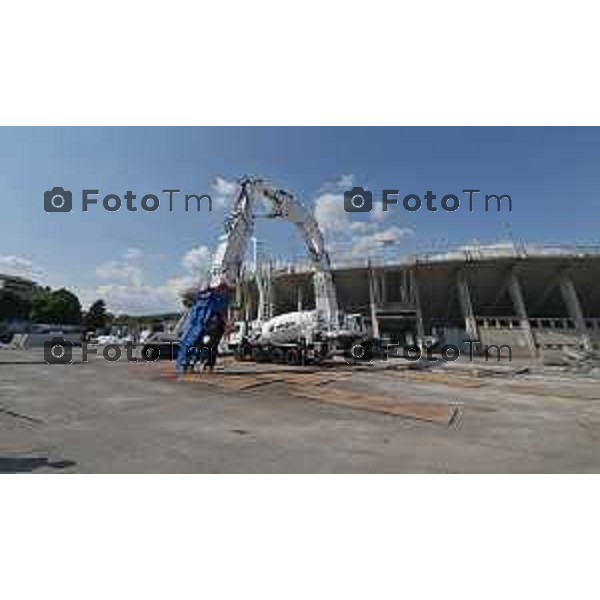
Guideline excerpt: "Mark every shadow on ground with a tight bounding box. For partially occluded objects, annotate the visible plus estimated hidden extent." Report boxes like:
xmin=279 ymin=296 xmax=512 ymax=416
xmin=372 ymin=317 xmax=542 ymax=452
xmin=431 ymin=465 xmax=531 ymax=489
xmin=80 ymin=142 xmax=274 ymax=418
xmin=0 ymin=457 xmax=76 ymax=473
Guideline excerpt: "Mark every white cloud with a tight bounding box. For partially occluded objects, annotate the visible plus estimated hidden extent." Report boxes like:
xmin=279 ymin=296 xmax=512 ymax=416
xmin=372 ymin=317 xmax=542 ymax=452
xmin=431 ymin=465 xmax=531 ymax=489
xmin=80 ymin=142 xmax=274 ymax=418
xmin=314 ymin=192 xmax=349 ymax=234
xmin=371 ymin=198 xmax=390 ymax=223
xmin=95 ymin=249 xmax=143 ymax=287
xmin=351 ymin=226 xmax=414 ymax=253
xmin=124 ymin=247 xmax=142 ymax=260
xmin=0 ymin=255 xmax=45 ymax=280
xmin=181 ymin=245 xmax=211 ymax=273
xmin=87 ymin=244 xmax=214 ymax=314
xmin=313 ymin=183 xmax=414 ymax=263
xmin=319 ymin=174 xmax=355 ymax=193
xmin=92 ymin=284 xmax=179 ymax=315
xmin=173 ymin=245 xmax=212 ymax=298
xmin=313 ymin=191 xmax=396 ymax=237
xmin=333 ymin=174 xmax=354 ymax=189
xmin=95 ymin=263 xmax=143 ymax=287
xmin=211 ymin=176 xmax=238 ymax=208
xmin=327 ymin=226 xmax=414 ymax=261
xmin=348 ymin=220 xmax=376 ymax=234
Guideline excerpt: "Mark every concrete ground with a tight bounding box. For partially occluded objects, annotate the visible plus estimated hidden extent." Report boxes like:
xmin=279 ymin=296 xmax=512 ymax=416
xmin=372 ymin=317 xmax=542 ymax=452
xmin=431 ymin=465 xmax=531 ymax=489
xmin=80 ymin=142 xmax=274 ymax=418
xmin=1 ymin=348 xmax=600 ymax=473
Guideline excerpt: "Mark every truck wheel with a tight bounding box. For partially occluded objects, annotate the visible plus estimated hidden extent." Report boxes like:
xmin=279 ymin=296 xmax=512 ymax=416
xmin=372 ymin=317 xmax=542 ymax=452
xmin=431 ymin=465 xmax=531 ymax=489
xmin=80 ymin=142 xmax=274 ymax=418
xmin=234 ymin=344 xmax=251 ymax=362
xmin=286 ymin=348 xmax=300 ymax=365
xmin=271 ymin=347 xmax=285 ymax=364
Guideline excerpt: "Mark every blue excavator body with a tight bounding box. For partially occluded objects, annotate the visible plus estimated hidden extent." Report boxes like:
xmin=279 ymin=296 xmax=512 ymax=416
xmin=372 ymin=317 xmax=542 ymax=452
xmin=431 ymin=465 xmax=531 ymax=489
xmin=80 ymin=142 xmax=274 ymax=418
xmin=176 ymin=288 xmax=230 ymax=372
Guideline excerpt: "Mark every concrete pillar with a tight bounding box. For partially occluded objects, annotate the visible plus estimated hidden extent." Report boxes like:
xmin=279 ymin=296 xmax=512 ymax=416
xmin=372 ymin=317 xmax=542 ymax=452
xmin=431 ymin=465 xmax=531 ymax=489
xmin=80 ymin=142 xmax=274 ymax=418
xmin=559 ymin=273 xmax=592 ymax=351
xmin=456 ymin=270 xmax=479 ymax=340
xmin=266 ymin=262 xmax=274 ymax=320
xmin=297 ymin=283 xmax=303 ymax=312
xmin=235 ymin=278 xmax=242 ymax=307
xmin=507 ymin=269 xmax=537 ymax=358
xmin=400 ymin=270 xmax=408 ymax=304
xmin=411 ymin=269 xmax=425 ymax=345
xmin=380 ymin=271 xmax=387 ymax=305
xmin=255 ymin=274 xmax=265 ymax=322
xmin=368 ymin=263 xmax=380 ymax=339
xmin=244 ymin=283 xmax=251 ymax=322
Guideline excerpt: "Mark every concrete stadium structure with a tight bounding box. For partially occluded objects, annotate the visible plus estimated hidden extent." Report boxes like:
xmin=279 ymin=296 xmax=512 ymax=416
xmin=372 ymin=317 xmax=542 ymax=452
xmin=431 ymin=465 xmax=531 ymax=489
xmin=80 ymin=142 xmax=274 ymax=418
xmin=236 ymin=244 xmax=600 ymax=359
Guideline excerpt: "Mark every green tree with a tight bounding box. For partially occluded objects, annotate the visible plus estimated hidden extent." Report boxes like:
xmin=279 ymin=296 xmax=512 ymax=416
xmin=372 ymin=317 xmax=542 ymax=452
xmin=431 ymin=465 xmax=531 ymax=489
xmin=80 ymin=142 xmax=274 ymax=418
xmin=83 ymin=299 xmax=108 ymax=332
xmin=0 ymin=290 xmax=32 ymax=321
xmin=30 ymin=287 xmax=52 ymax=323
xmin=31 ymin=288 xmax=81 ymax=324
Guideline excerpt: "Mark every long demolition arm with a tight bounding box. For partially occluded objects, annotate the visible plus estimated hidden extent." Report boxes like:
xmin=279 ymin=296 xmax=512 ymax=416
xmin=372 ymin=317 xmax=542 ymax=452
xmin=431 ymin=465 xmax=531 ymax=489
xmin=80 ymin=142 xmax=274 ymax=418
xmin=177 ymin=178 xmax=338 ymax=370
xmin=252 ymin=180 xmax=339 ymax=323
xmin=209 ymin=178 xmax=338 ymax=321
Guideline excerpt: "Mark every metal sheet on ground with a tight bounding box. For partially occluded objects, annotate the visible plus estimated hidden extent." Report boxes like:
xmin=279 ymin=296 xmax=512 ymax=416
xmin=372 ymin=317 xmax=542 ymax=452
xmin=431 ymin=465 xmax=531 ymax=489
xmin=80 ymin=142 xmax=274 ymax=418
xmin=171 ymin=370 xmax=458 ymax=424
xmin=286 ymin=386 xmax=459 ymax=425
xmin=178 ymin=373 xmax=274 ymax=391
xmin=387 ymin=371 xmax=486 ymax=389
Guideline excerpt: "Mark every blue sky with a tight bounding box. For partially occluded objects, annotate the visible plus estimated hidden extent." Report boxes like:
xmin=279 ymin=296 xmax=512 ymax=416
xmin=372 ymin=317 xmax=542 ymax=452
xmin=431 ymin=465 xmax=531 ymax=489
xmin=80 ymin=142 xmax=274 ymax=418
xmin=0 ymin=127 xmax=598 ymax=314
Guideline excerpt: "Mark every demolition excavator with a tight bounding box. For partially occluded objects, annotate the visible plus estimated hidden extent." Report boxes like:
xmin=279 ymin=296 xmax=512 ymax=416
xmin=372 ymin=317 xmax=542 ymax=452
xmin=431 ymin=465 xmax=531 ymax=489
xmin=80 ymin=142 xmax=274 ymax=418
xmin=175 ymin=177 xmax=367 ymax=372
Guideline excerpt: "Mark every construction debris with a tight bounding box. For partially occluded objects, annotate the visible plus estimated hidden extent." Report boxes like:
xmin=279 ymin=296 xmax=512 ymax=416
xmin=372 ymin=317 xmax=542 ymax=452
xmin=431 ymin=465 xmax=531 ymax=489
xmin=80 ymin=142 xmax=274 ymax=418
xmin=561 ymin=347 xmax=600 ymax=375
